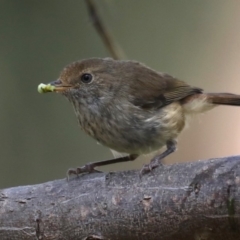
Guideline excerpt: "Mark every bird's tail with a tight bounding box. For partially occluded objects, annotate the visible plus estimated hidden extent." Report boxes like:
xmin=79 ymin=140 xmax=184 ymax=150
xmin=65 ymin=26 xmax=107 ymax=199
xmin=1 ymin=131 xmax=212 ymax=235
xmin=205 ymin=92 xmax=240 ymax=106
xmin=182 ymin=92 xmax=240 ymax=114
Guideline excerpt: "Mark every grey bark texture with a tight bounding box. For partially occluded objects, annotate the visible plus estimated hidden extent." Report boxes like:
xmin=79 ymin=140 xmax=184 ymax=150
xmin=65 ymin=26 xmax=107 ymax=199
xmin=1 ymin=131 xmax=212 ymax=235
xmin=0 ymin=156 xmax=240 ymax=240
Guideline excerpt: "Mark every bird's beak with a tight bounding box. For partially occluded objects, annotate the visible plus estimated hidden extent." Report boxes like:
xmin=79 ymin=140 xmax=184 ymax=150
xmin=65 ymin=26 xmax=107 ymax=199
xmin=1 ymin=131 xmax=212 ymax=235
xmin=37 ymin=79 xmax=72 ymax=93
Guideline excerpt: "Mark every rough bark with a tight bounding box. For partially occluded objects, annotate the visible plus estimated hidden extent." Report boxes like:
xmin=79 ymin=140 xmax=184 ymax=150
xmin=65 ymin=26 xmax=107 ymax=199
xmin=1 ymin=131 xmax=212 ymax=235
xmin=0 ymin=156 xmax=240 ymax=240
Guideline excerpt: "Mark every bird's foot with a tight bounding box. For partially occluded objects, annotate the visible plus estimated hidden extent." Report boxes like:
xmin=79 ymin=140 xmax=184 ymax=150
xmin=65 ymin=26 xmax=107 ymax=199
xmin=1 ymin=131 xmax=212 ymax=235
xmin=140 ymin=140 xmax=176 ymax=177
xmin=139 ymin=159 xmax=163 ymax=177
xmin=67 ymin=163 xmax=102 ymax=180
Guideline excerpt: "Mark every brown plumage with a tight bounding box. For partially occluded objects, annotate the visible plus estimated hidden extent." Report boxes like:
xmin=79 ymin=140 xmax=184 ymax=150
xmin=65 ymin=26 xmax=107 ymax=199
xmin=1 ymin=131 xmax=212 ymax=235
xmin=41 ymin=58 xmax=240 ymax=176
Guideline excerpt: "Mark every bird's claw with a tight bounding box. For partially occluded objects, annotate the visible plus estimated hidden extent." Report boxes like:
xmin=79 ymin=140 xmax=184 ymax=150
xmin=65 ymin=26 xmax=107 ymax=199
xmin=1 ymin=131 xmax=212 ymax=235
xmin=66 ymin=163 xmax=102 ymax=181
xmin=139 ymin=160 xmax=163 ymax=178
xmin=139 ymin=163 xmax=153 ymax=177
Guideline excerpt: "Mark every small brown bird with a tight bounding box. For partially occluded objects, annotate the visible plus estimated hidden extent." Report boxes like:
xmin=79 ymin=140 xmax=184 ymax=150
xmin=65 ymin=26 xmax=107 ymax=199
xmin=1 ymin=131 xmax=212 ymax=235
xmin=38 ymin=58 xmax=240 ymax=176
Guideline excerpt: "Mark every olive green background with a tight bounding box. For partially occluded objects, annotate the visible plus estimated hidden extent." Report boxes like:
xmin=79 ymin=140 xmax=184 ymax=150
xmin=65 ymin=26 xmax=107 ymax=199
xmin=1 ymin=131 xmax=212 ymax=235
xmin=1 ymin=0 xmax=240 ymax=188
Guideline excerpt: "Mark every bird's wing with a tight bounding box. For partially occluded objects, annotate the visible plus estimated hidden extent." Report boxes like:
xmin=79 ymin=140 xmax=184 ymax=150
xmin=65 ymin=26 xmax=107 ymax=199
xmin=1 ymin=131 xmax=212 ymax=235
xmin=128 ymin=67 xmax=202 ymax=109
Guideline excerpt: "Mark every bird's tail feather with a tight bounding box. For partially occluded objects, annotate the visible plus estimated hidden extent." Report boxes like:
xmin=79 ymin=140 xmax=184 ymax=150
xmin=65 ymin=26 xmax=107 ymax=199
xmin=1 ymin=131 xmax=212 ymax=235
xmin=205 ymin=92 xmax=240 ymax=106
xmin=182 ymin=92 xmax=240 ymax=114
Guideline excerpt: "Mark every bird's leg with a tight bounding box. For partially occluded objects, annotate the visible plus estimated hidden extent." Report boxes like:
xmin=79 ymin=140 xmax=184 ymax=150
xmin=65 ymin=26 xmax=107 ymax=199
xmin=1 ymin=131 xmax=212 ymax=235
xmin=140 ymin=140 xmax=177 ymax=176
xmin=67 ymin=154 xmax=138 ymax=179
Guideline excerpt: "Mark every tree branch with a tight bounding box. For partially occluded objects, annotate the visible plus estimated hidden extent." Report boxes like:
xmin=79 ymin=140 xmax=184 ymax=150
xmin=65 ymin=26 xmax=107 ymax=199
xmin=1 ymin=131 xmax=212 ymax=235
xmin=0 ymin=155 xmax=240 ymax=239
xmin=85 ymin=0 xmax=125 ymax=60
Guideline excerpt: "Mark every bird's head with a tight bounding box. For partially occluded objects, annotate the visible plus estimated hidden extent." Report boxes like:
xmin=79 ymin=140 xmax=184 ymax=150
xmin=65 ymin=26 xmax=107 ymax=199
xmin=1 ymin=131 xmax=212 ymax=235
xmin=38 ymin=58 xmax=129 ymax=104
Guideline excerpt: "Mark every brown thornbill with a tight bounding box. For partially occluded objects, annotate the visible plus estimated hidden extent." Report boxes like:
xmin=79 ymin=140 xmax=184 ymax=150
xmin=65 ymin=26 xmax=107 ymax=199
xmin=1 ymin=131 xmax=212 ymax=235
xmin=38 ymin=58 xmax=240 ymax=177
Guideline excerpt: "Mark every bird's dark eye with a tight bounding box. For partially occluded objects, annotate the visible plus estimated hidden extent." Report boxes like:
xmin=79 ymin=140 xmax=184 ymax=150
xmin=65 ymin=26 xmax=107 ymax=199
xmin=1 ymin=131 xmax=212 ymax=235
xmin=81 ymin=73 xmax=93 ymax=83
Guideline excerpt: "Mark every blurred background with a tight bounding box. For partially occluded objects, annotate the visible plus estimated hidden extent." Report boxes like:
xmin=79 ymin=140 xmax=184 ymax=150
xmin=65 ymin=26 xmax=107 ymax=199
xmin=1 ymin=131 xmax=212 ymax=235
xmin=1 ymin=0 xmax=240 ymax=188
